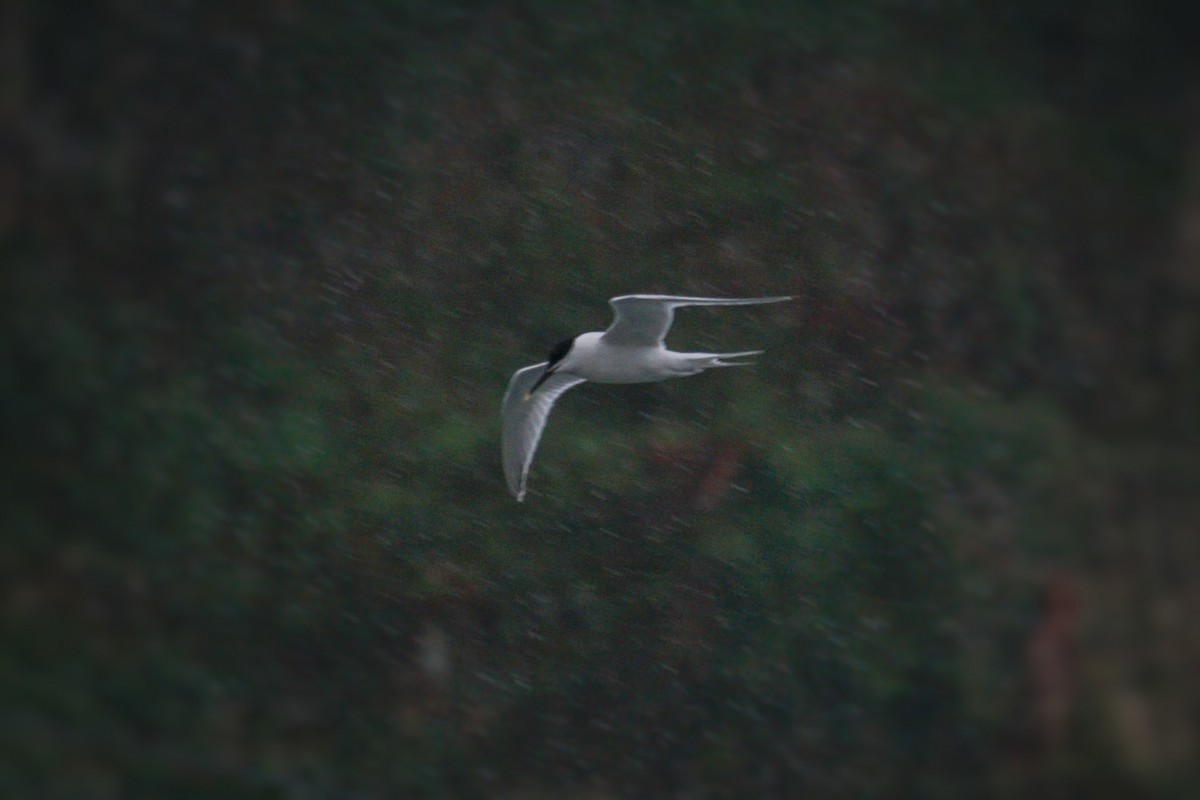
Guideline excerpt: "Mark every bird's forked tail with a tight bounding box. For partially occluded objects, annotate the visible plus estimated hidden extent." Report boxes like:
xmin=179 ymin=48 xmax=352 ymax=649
xmin=692 ymin=350 xmax=764 ymax=369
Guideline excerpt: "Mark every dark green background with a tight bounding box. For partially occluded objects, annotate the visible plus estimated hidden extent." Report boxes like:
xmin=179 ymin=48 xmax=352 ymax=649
xmin=4 ymin=1 xmax=1198 ymax=796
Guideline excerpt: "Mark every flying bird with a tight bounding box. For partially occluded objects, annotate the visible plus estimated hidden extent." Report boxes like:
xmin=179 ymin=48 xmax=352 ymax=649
xmin=502 ymin=294 xmax=792 ymax=501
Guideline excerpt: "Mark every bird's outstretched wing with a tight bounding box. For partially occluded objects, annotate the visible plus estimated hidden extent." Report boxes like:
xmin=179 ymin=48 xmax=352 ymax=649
xmin=501 ymin=363 xmax=587 ymax=501
xmin=602 ymin=295 xmax=792 ymax=346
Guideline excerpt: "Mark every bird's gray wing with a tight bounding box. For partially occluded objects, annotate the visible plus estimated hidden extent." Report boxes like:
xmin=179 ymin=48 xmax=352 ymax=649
xmin=602 ymin=294 xmax=793 ymax=346
xmin=501 ymin=363 xmax=587 ymax=501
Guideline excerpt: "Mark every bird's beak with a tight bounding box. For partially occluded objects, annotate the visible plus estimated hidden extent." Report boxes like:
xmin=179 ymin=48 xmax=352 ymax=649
xmin=524 ymin=366 xmax=555 ymax=401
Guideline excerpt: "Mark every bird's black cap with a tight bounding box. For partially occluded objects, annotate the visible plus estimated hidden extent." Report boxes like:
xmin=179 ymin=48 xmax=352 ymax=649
xmin=547 ymin=337 xmax=574 ymax=367
xmin=525 ymin=337 xmax=576 ymax=400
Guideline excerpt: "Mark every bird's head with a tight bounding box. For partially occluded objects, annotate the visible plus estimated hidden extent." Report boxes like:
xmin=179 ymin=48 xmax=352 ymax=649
xmin=524 ymin=336 xmax=575 ymax=400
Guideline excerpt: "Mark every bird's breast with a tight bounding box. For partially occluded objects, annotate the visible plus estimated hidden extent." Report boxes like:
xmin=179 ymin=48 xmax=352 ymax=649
xmin=568 ymin=341 xmax=680 ymax=384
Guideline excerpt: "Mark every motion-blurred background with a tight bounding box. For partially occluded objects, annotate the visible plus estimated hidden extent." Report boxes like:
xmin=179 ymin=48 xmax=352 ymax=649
xmin=4 ymin=1 xmax=1198 ymax=797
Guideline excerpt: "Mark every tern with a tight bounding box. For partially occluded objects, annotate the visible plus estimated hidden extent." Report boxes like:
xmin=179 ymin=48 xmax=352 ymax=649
xmin=502 ymin=294 xmax=792 ymax=501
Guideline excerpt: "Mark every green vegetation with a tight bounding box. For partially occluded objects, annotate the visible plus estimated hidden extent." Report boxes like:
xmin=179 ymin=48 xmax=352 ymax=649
xmin=4 ymin=1 xmax=1196 ymax=796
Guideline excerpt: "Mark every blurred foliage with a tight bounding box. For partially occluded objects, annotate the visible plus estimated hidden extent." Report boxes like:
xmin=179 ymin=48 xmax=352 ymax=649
xmin=3 ymin=0 xmax=1198 ymax=797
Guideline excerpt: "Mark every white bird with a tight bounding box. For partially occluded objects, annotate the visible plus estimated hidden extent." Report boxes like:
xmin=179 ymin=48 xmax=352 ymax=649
xmin=502 ymin=294 xmax=793 ymax=501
